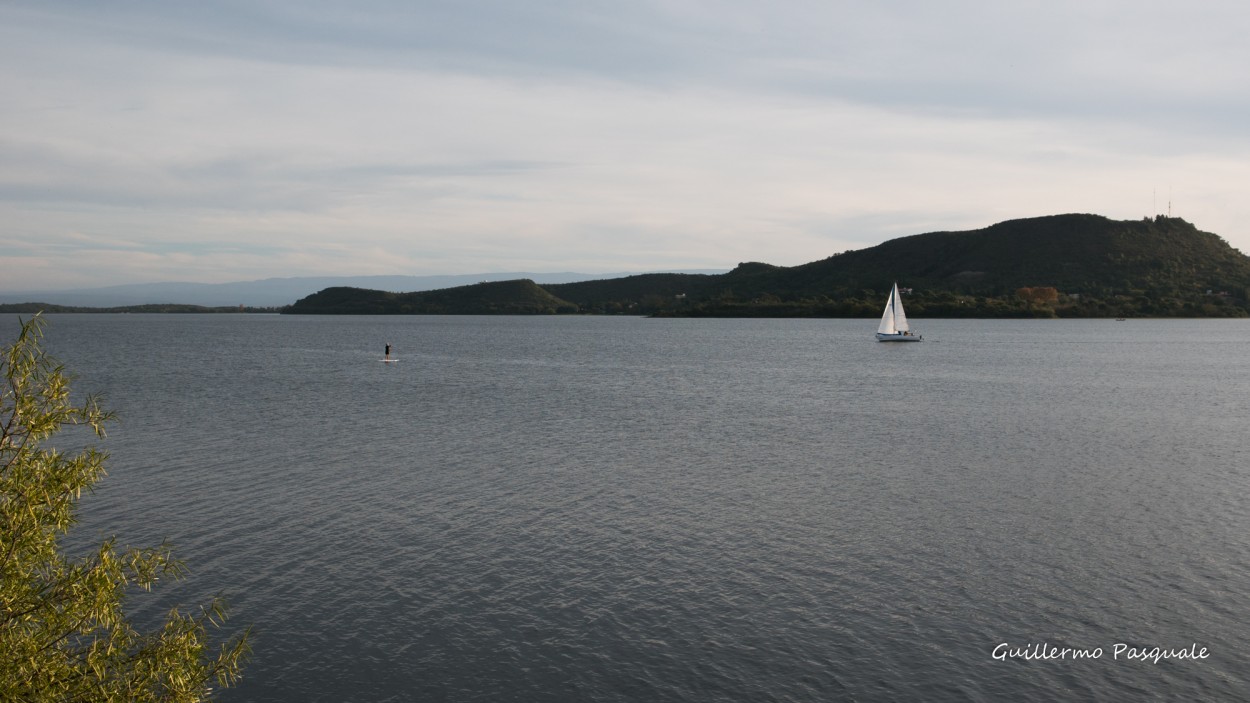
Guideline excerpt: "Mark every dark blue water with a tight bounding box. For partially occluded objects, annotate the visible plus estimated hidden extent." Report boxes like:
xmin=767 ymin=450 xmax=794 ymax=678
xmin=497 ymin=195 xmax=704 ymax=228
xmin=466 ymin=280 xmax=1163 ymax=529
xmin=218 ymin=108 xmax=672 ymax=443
xmin=13 ymin=314 xmax=1250 ymax=701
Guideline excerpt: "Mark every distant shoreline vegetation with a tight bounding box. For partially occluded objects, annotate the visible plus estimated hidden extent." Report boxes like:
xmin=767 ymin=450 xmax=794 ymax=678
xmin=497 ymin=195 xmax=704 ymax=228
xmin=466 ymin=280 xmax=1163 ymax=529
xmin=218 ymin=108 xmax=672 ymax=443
xmin=645 ymin=290 xmax=1248 ymax=319
xmin=9 ymin=295 xmax=1247 ymax=318
xmin=0 ymin=303 xmax=284 ymax=314
xmin=9 ymin=214 xmax=1250 ymax=319
xmin=277 ymin=287 xmax=1249 ymax=318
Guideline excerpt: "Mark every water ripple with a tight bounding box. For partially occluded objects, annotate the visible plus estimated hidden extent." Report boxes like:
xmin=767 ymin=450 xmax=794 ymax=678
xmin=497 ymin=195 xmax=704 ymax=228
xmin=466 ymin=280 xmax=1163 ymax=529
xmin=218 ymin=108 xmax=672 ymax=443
xmin=17 ymin=314 xmax=1250 ymax=702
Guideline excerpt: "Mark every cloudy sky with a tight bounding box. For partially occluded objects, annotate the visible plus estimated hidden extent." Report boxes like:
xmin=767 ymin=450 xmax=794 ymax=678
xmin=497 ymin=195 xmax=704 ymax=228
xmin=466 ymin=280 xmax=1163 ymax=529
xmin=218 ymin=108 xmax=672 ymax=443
xmin=3 ymin=1 xmax=1249 ymax=290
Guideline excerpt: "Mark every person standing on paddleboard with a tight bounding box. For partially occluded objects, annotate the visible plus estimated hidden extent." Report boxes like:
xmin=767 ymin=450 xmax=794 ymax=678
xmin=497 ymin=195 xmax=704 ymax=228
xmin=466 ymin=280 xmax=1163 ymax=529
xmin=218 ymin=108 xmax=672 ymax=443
xmin=385 ymin=343 xmax=391 ymax=360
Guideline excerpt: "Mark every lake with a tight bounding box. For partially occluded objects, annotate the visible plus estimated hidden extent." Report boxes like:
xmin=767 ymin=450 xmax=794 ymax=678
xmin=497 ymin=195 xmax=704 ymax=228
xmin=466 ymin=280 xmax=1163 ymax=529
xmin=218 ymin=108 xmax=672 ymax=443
xmin=13 ymin=314 xmax=1250 ymax=701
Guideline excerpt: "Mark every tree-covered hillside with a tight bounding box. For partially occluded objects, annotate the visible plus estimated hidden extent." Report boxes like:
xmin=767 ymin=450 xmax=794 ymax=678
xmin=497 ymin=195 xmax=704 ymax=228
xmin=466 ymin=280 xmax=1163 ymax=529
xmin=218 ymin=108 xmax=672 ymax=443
xmin=551 ymin=215 xmax=1250 ymax=317
xmin=286 ymin=279 xmax=578 ymax=314
xmin=280 ymin=214 xmax=1250 ymax=318
xmin=786 ymin=214 xmax=1250 ymax=296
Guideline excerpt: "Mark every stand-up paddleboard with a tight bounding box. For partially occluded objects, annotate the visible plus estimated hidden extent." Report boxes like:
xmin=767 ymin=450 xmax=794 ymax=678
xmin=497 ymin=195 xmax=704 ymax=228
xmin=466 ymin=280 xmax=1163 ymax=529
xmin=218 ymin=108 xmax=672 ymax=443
xmin=382 ymin=358 xmax=398 ymax=363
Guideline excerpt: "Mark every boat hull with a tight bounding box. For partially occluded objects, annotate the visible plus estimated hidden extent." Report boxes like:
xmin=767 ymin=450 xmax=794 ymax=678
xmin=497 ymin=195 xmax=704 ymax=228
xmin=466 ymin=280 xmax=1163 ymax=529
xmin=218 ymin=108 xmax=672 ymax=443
xmin=876 ymin=333 xmax=922 ymax=342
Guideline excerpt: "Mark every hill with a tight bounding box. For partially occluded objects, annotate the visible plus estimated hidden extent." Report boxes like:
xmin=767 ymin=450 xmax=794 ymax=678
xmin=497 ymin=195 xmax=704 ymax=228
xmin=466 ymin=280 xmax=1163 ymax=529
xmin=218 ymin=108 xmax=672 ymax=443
xmin=732 ymin=213 xmax=1250 ymax=296
xmin=547 ymin=214 xmax=1250 ymax=317
xmin=280 ymin=214 xmax=1250 ymax=318
xmin=286 ymin=279 xmax=579 ymax=315
xmin=0 ymin=272 xmax=723 ymax=308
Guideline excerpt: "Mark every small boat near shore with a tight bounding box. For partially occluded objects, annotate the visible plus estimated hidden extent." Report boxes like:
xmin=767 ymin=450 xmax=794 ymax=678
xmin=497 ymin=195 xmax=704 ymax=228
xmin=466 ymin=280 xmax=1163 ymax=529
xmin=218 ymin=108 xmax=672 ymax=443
xmin=876 ymin=282 xmax=922 ymax=342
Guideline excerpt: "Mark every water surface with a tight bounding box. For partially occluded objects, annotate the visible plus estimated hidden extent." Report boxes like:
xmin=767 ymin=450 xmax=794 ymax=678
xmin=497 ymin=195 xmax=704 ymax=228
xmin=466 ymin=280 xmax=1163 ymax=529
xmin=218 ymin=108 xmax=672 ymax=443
xmin=16 ymin=314 xmax=1250 ymax=701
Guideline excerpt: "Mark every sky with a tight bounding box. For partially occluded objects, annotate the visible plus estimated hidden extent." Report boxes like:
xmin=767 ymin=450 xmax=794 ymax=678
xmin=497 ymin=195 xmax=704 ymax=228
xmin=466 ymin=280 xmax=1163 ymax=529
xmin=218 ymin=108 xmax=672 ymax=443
xmin=3 ymin=1 xmax=1249 ymax=291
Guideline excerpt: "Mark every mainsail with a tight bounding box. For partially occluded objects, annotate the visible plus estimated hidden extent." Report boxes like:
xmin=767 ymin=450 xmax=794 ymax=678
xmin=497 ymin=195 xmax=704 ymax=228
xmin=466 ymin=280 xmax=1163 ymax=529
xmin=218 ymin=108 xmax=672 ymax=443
xmin=877 ymin=283 xmax=909 ymax=335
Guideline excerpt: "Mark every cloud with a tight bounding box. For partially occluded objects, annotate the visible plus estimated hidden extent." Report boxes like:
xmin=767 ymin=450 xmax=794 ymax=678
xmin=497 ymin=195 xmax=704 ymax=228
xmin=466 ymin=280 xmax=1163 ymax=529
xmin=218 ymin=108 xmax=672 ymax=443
xmin=2 ymin=0 xmax=1249 ymax=290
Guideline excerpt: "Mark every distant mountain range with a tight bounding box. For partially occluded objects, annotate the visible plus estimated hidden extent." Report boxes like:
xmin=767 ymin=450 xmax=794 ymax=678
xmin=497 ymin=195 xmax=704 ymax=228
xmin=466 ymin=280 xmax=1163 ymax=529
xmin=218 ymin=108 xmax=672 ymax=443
xmin=0 ymin=272 xmax=725 ymax=308
xmin=285 ymin=215 xmax=1250 ymax=318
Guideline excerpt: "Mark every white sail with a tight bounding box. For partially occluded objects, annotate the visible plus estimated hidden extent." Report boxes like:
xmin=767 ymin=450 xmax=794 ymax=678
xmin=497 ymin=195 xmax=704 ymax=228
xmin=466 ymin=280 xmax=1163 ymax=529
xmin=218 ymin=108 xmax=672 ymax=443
xmin=877 ymin=285 xmax=897 ymax=334
xmin=877 ymin=283 xmax=910 ymax=334
xmin=875 ymin=282 xmax=921 ymax=341
xmin=892 ymin=284 xmax=910 ymax=333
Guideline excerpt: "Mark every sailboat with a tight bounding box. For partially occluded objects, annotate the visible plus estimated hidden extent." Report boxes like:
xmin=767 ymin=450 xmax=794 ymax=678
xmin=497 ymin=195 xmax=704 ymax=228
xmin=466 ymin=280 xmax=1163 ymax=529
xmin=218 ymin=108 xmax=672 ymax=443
xmin=876 ymin=282 xmax=922 ymax=342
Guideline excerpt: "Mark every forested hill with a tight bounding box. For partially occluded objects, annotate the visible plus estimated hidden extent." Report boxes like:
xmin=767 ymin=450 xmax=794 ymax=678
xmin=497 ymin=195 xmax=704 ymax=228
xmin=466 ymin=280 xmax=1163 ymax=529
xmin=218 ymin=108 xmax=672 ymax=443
xmin=286 ymin=279 xmax=578 ymax=314
xmin=746 ymin=214 xmax=1250 ymax=296
xmin=545 ymin=214 xmax=1250 ymax=317
xmin=284 ymin=214 xmax=1250 ymax=317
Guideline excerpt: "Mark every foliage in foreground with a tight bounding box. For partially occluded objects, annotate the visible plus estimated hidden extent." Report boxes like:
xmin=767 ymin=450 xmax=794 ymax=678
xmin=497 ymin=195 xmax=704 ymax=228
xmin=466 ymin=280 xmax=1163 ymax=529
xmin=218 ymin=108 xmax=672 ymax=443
xmin=1 ymin=315 xmax=249 ymax=702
